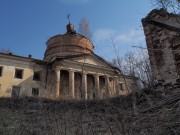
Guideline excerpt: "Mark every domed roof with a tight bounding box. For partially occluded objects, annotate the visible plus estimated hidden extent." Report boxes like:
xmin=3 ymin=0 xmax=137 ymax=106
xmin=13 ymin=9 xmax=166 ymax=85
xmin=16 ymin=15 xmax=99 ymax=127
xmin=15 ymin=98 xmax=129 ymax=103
xmin=44 ymin=23 xmax=94 ymax=61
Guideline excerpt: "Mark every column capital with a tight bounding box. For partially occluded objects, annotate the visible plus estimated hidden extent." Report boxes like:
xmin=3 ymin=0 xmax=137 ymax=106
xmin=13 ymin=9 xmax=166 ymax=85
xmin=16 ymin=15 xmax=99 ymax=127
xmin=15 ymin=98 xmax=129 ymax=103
xmin=82 ymin=71 xmax=88 ymax=75
xmin=54 ymin=68 xmax=61 ymax=72
xmin=94 ymin=73 xmax=101 ymax=77
xmin=68 ymin=69 xmax=75 ymax=73
xmin=55 ymin=70 xmax=60 ymax=73
xmin=105 ymin=74 xmax=111 ymax=78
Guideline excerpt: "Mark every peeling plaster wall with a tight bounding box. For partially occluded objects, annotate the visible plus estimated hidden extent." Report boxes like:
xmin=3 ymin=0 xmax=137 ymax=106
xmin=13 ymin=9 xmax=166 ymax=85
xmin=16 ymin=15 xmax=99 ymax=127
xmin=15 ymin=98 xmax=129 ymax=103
xmin=0 ymin=54 xmax=138 ymax=100
xmin=118 ymin=76 xmax=138 ymax=95
xmin=0 ymin=56 xmax=48 ymax=98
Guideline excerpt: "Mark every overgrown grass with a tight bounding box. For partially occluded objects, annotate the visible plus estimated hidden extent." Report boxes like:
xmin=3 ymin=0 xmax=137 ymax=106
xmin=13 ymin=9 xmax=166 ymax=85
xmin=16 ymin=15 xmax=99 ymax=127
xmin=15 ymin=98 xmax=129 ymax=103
xmin=0 ymin=86 xmax=180 ymax=135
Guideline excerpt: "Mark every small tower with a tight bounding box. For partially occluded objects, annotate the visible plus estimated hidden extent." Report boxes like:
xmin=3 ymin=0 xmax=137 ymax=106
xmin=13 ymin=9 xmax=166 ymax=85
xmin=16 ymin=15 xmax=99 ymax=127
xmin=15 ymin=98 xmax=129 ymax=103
xmin=44 ymin=20 xmax=94 ymax=61
xmin=66 ymin=14 xmax=76 ymax=33
xmin=66 ymin=23 xmax=76 ymax=33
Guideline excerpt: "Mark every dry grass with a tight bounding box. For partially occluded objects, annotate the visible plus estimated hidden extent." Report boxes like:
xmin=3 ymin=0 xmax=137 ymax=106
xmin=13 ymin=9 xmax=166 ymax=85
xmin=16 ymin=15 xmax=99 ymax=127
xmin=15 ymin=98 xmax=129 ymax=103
xmin=0 ymin=86 xmax=180 ymax=135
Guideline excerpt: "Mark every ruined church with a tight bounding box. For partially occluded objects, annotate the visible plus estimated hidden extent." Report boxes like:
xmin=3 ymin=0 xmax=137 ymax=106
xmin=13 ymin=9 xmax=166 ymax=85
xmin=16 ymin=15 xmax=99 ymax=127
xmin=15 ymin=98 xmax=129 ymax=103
xmin=142 ymin=9 xmax=180 ymax=85
xmin=0 ymin=23 xmax=137 ymax=100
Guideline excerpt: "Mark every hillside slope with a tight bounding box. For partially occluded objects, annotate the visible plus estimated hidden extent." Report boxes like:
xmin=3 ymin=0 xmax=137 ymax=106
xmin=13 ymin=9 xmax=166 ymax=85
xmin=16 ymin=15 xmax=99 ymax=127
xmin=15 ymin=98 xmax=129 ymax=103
xmin=0 ymin=86 xmax=180 ymax=135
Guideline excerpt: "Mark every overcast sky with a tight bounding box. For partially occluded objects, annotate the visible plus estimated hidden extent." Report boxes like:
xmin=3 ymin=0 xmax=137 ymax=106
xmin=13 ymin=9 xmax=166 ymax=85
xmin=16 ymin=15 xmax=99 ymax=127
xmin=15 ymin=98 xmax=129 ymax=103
xmin=0 ymin=0 xmax=153 ymax=61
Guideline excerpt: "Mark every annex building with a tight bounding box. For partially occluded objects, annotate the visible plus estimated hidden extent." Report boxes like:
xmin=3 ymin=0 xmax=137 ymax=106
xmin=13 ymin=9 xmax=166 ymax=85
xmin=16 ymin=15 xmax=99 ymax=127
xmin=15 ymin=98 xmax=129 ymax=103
xmin=0 ymin=23 xmax=137 ymax=100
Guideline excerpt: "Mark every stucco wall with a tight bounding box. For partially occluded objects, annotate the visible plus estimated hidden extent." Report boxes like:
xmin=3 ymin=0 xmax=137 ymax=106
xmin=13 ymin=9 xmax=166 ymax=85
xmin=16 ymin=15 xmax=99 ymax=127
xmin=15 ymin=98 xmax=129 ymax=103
xmin=0 ymin=55 xmax=47 ymax=97
xmin=0 ymin=53 xmax=138 ymax=100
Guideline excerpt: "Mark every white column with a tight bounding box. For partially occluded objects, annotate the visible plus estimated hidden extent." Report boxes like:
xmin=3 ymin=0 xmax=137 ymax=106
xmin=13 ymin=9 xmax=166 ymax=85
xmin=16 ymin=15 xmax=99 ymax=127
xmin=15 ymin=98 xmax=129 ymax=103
xmin=82 ymin=72 xmax=87 ymax=100
xmin=95 ymin=74 xmax=100 ymax=99
xmin=105 ymin=75 xmax=110 ymax=97
xmin=69 ymin=70 xmax=75 ymax=99
xmin=56 ymin=70 xmax=60 ymax=98
xmin=115 ymin=77 xmax=120 ymax=96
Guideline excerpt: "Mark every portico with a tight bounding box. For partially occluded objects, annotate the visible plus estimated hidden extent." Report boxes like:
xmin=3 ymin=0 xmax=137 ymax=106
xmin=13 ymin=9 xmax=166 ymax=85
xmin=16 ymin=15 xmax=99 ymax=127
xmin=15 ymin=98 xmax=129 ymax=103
xmin=55 ymin=67 xmax=117 ymax=100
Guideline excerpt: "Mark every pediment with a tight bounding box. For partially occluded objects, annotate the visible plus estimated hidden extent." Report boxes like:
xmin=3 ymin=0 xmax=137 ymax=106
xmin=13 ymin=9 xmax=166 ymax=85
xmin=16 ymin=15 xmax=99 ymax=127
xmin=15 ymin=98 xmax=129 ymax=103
xmin=64 ymin=55 xmax=112 ymax=68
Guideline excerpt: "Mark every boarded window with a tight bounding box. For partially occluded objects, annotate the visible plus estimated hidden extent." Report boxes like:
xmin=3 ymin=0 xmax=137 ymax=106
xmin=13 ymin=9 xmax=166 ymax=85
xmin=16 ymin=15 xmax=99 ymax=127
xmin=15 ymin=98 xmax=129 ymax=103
xmin=32 ymin=88 xmax=39 ymax=96
xmin=12 ymin=87 xmax=20 ymax=97
xmin=0 ymin=67 xmax=2 ymax=76
xmin=15 ymin=69 xmax=23 ymax=79
xmin=93 ymin=92 xmax=95 ymax=99
xmin=119 ymin=83 xmax=124 ymax=91
xmin=33 ymin=71 xmax=41 ymax=81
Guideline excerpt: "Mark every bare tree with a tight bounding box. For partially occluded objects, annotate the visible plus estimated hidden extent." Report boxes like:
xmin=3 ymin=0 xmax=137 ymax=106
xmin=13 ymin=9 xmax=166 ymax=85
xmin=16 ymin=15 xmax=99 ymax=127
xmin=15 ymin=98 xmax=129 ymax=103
xmin=112 ymin=49 xmax=155 ymax=88
xmin=78 ymin=17 xmax=93 ymax=39
xmin=111 ymin=57 xmax=123 ymax=71
xmin=124 ymin=51 xmax=136 ymax=76
xmin=152 ymin=0 xmax=180 ymax=13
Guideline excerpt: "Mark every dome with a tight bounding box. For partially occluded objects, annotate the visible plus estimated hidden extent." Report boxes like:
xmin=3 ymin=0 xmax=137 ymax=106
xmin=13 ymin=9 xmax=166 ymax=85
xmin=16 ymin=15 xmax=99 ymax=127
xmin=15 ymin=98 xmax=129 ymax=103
xmin=44 ymin=23 xmax=94 ymax=61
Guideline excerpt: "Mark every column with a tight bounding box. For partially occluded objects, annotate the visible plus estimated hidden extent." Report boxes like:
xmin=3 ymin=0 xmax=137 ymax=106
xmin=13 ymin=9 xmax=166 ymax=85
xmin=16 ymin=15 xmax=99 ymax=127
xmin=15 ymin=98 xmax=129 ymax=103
xmin=115 ymin=77 xmax=120 ymax=96
xmin=82 ymin=72 xmax=87 ymax=100
xmin=69 ymin=70 xmax=75 ymax=99
xmin=105 ymin=75 xmax=110 ymax=97
xmin=95 ymin=74 xmax=100 ymax=99
xmin=55 ymin=70 xmax=60 ymax=98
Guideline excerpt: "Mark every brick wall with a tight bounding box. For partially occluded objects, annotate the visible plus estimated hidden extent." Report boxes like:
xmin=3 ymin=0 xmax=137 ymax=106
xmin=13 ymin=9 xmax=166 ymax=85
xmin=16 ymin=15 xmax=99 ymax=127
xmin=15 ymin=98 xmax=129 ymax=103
xmin=142 ymin=9 xmax=180 ymax=84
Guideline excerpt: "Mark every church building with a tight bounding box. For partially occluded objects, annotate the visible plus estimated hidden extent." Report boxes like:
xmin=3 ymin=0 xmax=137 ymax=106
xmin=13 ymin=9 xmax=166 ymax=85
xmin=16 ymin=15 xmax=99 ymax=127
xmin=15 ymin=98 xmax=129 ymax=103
xmin=0 ymin=23 xmax=138 ymax=100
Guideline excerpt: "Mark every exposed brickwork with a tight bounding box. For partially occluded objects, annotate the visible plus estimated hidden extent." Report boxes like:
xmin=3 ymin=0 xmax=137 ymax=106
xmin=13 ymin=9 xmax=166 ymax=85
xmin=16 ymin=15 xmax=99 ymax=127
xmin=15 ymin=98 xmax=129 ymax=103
xmin=44 ymin=24 xmax=94 ymax=61
xmin=142 ymin=9 xmax=180 ymax=84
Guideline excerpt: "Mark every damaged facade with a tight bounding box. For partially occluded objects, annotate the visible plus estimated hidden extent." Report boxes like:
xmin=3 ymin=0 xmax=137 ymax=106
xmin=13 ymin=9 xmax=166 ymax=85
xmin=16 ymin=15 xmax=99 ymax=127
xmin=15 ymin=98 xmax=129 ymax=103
xmin=0 ymin=23 xmax=138 ymax=100
xmin=142 ymin=9 xmax=180 ymax=85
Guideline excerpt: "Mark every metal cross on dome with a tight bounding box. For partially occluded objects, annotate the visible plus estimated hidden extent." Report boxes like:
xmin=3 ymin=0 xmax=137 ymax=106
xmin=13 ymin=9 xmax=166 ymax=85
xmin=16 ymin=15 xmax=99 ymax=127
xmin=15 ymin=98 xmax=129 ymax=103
xmin=67 ymin=14 xmax=71 ymax=23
